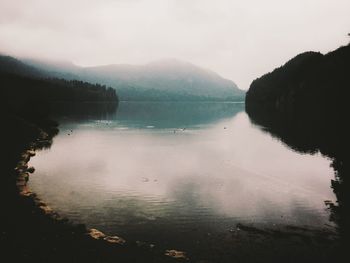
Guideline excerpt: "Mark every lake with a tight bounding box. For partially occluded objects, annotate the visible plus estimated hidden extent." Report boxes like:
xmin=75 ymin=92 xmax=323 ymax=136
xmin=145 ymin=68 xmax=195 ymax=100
xmin=28 ymin=101 xmax=336 ymax=260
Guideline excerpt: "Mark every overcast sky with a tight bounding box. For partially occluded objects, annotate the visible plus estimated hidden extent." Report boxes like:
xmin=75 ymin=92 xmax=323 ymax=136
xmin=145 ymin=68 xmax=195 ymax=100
xmin=0 ymin=0 xmax=349 ymax=89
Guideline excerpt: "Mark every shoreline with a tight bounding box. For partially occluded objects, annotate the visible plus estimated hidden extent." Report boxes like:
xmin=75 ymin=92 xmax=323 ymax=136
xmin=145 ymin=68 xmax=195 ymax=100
xmin=6 ymin=125 xmax=187 ymax=262
xmin=16 ymin=148 xmax=127 ymax=245
xmin=2 ymin=114 xmax=343 ymax=263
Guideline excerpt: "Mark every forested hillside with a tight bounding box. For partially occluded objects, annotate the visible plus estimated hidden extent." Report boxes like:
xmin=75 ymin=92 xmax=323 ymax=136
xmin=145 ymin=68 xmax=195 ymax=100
xmin=245 ymin=44 xmax=349 ymax=124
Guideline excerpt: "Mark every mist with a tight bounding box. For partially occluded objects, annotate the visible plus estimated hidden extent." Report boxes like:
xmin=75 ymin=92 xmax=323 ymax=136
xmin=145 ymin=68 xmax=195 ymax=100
xmin=0 ymin=0 xmax=349 ymax=89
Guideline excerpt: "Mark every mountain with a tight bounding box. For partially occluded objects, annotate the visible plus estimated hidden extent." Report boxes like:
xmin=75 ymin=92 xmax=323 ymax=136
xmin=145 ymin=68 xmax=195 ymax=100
xmin=246 ymin=43 xmax=349 ymax=122
xmin=0 ymin=55 xmax=45 ymax=78
xmin=23 ymin=58 xmax=245 ymax=101
xmin=1 ymin=54 xmax=243 ymax=102
xmin=20 ymin=57 xmax=80 ymax=80
xmin=245 ymin=43 xmax=350 ymax=160
xmin=0 ymin=55 xmax=118 ymax=117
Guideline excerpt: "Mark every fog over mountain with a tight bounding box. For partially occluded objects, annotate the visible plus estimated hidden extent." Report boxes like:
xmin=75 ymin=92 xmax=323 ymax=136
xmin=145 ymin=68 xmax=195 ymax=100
xmin=23 ymin=57 xmax=244 ymax=101
xmin=1 ymin=0 xmax=349 ymax=89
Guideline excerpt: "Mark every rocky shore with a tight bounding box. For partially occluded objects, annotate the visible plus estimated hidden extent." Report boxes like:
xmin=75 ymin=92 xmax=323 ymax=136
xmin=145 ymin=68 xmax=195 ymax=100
xmin=1 ymin=115 xmax=187 ymax=263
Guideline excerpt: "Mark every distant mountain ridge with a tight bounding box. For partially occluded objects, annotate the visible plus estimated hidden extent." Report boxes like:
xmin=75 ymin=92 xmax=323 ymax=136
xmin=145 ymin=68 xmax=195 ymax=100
xmin=0 ymin=55 xmax=118 ymax=111
xmin=22 ymin=57 xmax=245 ymax=101
xmin=0 ymin=55 xmax=44 ymax=78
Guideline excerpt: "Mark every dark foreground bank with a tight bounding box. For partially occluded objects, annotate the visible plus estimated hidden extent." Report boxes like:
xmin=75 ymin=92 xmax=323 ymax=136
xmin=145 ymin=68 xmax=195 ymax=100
xmin=1 ymin=111 xmax=189 ymax=263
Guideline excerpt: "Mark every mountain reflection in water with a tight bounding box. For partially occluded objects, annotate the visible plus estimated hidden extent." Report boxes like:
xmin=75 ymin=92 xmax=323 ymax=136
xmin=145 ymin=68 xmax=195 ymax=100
xmin=246 ymin=104 xmax=349 ymax=258
xmin=28 ymin=101 xmax=342 ymax=262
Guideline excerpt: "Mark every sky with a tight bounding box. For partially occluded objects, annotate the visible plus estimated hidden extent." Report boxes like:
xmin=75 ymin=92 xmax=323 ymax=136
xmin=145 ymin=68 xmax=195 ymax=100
xmin=0 ymin=0 xmax=349 ymax=90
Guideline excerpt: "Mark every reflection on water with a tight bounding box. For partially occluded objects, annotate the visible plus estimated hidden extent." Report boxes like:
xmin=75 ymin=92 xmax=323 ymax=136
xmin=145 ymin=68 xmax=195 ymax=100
xmin=29 ymin=102 xmax=335 ymax=258
xmin=53 ymin=101 xmax=244 ymax=129
xmin=246 ymin=105 xmax=349 ymax=254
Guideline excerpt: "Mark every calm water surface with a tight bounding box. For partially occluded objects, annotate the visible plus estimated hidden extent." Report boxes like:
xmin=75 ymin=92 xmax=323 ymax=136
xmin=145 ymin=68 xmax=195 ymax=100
xmin=29 ymin=102 xmax=335 ymax=252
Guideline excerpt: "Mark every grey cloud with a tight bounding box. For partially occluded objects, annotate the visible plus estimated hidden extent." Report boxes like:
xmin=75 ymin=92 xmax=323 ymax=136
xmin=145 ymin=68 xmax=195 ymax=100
xmin=0 ymin=0 xmax=349 ymax=89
